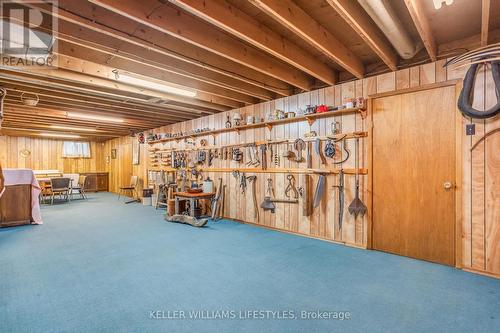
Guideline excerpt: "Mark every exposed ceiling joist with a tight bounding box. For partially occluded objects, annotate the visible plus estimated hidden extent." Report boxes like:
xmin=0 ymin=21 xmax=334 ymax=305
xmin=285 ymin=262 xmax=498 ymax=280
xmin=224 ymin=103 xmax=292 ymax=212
xmin=481 ymin=0 xmax=491 ymax=46
xmin=0 ymin=79 xmax=204 ymax=120
xmin=325 ymin=0 xmax=398 ymax=71
xmin=30 ymin=2 xmax=294 ymax=97
xmin=88 ymin=0 xmax=315 ymax=91
xmin=1 ymin=63 xmax=231 ymax=112
xmin=404 ymin=0 xmax=437 ymax=61
xmin=171 ymin=0 xmax=337 ymax=85
xmin=249 ymin=0 xmax=365 ymax=79
xmin=57 ymin=41 xmax=256 ymax=106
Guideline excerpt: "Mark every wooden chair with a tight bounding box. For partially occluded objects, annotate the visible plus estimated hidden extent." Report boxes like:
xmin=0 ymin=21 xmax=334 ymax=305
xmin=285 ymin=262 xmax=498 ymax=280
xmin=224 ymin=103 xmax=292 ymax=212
xmin=118 ymin=176 xmax=138 ymax=201
xmin=71 ymin=175 xmax=87 ymax=200
xmin=50 ymin=177 xmax=71 ymax=205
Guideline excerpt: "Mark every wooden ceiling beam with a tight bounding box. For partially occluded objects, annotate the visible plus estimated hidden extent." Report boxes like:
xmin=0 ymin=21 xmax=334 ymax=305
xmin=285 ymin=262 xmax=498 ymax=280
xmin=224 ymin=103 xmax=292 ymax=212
xmin=88 ymin=0 xmax=315 ymax=91
xmin=481 ymin=0 xmax=491 ymax=46
xmin=404 ymin=0 xmax=437 ymax=61
xmin=51 ymin=22 xmax=276 ymax=101
xmin=3 ymin=101 xmax=164 ymax=125
xmin=0 ymin=77 xmax=214 ymax=116
xmin=249 ymin=0 xmax=365 ymax=79
xmin=54 ymin=54 xmax=243 ymax=109
xmin=325 ymin=0 xmax=398 ymax=71
xmin=0 ymin=66 xmax=230 ymax=112
xmin=171 ymin=0 xmax=337 ymax=85
xmin=57 ymin=41 xmax=255 ymax=106
xmin=4 ymin=98 xmax=185 ymax=125
xmin=3 ymin=87 xmax=195 ymax=122
xmin=0 ymin=122 xmax=125 ymax=138
xmin=0 ymin=128 xmax=115 ymax=141
xmin=31 ymin=1 xmax=293 ymax=97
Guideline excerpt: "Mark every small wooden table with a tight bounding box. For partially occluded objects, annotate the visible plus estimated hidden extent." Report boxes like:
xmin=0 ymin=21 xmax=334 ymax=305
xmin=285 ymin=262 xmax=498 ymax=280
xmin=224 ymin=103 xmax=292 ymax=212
xmin=174 ymin=192 xmax=215 ymax=217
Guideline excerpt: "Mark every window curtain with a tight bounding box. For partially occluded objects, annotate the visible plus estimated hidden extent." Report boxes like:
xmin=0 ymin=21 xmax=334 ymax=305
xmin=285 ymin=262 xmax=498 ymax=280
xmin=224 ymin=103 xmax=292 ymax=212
xmin=62 ymin=142 xmax=91 ymax=158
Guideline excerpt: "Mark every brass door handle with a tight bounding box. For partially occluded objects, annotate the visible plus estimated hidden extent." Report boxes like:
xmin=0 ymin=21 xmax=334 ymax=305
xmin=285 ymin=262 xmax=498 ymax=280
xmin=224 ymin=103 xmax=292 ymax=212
xmin=444 ymin=182 xmax=453 ymax=190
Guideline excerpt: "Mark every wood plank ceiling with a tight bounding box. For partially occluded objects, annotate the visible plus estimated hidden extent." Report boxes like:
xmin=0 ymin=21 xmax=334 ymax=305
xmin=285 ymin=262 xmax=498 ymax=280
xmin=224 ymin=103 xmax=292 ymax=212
xmin=0 ymin=0 xmax=496 ymax=141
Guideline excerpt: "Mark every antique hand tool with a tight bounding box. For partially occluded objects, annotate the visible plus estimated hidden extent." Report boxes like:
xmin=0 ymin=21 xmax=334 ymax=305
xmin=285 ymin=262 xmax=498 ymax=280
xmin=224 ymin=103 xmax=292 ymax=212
xmin=312 ymin=173 xmax=327 ymax=208
xmin=348 ymin=138 xmax=367 ymax=218
xmin=225 ymin=115 xmax=232 ymax=128
xmin=260 ymin=197 xmax=298 ymax=213
xmin=285 ymin=174 xmax=299 ymax=199
xmin=333 ymin=170 xmax=345 ymax=229
xmin=211 ymin=178 xmax=223 ymax=220
xmin=293 ymin=139 xmax=305 ymax=162
xmin=314 ymin=138 xmax=326 ymax=165
xmin=333 ymin=136 xmax=350 ymax=164
xmin=246 ymin=175 xmax=259 ymax=220
xmin=324 ymin=139 xmax=336 ymax=158
xmin=239 ymin=172 xmax=247 ymax=194
xmin=266 ymin=178 xmax=275 ymax=198
xmin=208 ymin=149 xmax=215 ymax=166
xmin=259 ymin=144 xmax=267 ymax=170
xmin=306 ymin=141 xmax=312 ymax=168
xmin=232 ymin=148 xmax=243 ymax=162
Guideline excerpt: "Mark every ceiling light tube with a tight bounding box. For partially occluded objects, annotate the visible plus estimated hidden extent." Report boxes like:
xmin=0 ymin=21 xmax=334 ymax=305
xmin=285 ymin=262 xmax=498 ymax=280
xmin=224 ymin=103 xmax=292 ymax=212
xmin=39 ymin=133 xmax=82 ymax=139
xmin=50 ymin=125 xmax=98 ymax=132
xmin=117 ymin=73 xmax=197 ymax=98
xmin=68 ymin=112 xmax=124 ymax=123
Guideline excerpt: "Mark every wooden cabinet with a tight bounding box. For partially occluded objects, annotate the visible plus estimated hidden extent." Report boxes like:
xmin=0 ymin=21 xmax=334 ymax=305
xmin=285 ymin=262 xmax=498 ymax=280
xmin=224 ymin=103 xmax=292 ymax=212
xmin=0 ymin=184 xmax=32 ymax=228
xmin=81 ymin=172 xmax=109 ymax=192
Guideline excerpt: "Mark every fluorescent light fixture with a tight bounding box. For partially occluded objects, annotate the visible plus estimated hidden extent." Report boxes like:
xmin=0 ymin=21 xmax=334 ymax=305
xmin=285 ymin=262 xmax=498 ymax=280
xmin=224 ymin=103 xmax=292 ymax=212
xmin=50 ymin=125 xmax=98 ymax=132
xmin=117 ymin=73 xmax=197 ymax=98
xmin=433 ymin=0 xmax=453 ymax=9
xmin=68 ymin=112 xmax=124 ymax=123
xmin=39 ymin=133 xmax=81 ymax=139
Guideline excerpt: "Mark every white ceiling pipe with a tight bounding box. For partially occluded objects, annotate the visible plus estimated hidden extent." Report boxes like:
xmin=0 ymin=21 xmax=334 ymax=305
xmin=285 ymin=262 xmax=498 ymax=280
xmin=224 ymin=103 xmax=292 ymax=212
xmin=357 ymin=0 xmax=422 ymax=59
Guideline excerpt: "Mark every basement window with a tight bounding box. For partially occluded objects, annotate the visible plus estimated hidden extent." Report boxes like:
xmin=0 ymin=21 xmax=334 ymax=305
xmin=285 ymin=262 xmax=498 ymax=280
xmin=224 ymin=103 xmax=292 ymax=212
xmin=62 ymin=141 xmax=91 ymax=158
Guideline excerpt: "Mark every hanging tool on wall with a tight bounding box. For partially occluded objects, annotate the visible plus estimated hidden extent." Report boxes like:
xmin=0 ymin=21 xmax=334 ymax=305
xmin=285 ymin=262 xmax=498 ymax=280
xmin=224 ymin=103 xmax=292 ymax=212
xmin=246 ymin=175 xmax=259 ymax=220
xmin=211 ymin=178 xmax=223 ymax=220
xmin=260 ymin=197 xmax=299 ymax=213
xmin=293 ymin=139 xmax=305 ymax=162
xmin=259 ymin=144 xmax=267 ymax=170
xmin=331 ymin=121 xmax=341 ymax=135
xmin=348 ymin=138 xmax=367 ymax=218
xmin=225 ymin=115 xmax=232 ymax=128
xmin=333 ymin=170 xmax=345 ymax=229
xmin=208 ymin=149 xmax=215 ymax=166
xmin=239 ymin=172 xmax=247 ymax=194
xmin=285 ymin=174 xmax=299 ymax=199
xmin=333 ymin=136 xmax=350 ymax=164
xmin=266 ymin=178 xmax=275 ymax=198
xmin=324 ymin=139 xmax=336 ymax=158
xmin=312 ymin=173 xmax=327 ymax=208
xmin=232 ymin=148 xmax=243 ymax=162
xmin=314 ymin=138 xmax=326 ymax=165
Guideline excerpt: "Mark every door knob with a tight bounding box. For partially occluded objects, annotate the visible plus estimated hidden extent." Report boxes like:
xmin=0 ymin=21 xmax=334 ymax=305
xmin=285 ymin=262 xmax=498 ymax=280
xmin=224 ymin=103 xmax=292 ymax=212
xmin=444 ymin=181 xmax=453 ymax=190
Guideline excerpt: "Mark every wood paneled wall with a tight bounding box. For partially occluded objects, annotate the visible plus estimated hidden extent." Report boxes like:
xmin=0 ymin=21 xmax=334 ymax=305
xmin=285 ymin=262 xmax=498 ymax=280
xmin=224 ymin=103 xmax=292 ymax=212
xmin=0 ymin=136 xmax=105 ymax=173
xmin=102 ymin=136 xmax=149 ymax=194
xmin=126 ymin=59 xmax=498 ymax=276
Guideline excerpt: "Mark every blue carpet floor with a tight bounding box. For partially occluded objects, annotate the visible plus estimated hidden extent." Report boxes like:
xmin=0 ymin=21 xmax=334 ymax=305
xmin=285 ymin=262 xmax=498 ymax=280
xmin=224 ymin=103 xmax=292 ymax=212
xmin=0 ymin=192 xmax=498 ymax=333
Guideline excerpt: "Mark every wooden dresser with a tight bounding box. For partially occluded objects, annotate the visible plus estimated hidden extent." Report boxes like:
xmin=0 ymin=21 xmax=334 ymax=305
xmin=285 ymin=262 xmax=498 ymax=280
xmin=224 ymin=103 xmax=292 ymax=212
xmin=81 ymin=172 xmax=109 ymax=192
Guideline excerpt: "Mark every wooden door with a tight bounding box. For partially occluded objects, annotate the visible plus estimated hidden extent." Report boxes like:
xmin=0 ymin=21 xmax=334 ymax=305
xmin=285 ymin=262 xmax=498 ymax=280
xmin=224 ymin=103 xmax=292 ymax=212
xmin=372 ymin=85 xmax=457 ymax=266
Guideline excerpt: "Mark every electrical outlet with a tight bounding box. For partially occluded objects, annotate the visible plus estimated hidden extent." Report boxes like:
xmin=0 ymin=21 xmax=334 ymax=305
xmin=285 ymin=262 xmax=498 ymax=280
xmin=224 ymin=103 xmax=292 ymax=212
xmin=466 ymin=124 xmax=475 ymax=136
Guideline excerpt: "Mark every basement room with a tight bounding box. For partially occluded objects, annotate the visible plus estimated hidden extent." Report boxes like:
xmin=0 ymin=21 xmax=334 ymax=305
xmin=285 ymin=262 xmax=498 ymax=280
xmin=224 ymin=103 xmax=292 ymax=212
xmin=0 ymin=0 xmax=499 ymax=332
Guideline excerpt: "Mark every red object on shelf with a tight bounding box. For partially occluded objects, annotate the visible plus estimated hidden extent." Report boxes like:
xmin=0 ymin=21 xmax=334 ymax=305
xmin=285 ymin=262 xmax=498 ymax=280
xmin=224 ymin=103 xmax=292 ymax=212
xmin=316 ymin=105 xmax=329 ymax=113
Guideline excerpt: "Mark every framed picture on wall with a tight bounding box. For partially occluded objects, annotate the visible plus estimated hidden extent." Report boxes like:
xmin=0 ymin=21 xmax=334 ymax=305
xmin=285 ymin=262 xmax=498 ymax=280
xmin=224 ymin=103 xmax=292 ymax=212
xmin=132 ymin=141 xmax=140 ymax=165
xmin=111 ymin=149 xmax=117 ymax=159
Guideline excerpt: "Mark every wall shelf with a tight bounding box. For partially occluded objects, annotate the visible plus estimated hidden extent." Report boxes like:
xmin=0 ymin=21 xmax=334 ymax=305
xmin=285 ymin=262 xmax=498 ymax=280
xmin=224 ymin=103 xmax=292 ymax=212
xmin=148 ymin=167 xmax=368 ymax=175
xmin=148 ymin=107 xmax=365 ymax=145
